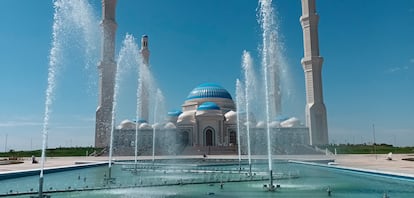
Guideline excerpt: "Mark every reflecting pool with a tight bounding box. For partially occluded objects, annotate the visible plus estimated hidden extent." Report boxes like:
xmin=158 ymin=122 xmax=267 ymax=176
xmin=1 ymin=159 xmax=413 ymax=197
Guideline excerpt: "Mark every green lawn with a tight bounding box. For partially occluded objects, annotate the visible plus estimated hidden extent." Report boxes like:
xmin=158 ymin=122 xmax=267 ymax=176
xmin=0 ymin=147 xmax=103 ymax=158
xmin=322 ymin=144 xmax=414 ymax=154
xmin=1 ymin=144 xmax=413 ymax=158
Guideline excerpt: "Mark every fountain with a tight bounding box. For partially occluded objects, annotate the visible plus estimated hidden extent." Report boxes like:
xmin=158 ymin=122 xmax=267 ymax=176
xmin=0 ymin=0 xmax=414 ymax=197
xmin=133 ymin=70 xmax=141 ymax=173
xmin=151 ymin=89 xmax=165 ymax=163
xmin=241 ymin=51 xmax=255 ymax=177
xmin=105 ymin=34 xmax=144 ymax=181
xmin=37 ymin=0 xmax=100 ymax=196
xmin=109 ymin=32 xmax=168 ymax=171
xmin=235 ymin=79 xmax=243 ymax=172
xmin=258 ymin=0 xmax=277 ymax=190
xmin=234 ymin=0 xmax=287 ymax=190
xmin=113 ymin=34 xmax=144 ymax=173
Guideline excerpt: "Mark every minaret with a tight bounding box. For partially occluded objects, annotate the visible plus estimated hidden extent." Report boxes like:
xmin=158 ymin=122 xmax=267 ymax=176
xmin=139 ymin=35 xmax=150 ymax=122
xmin=300 ymin=0 xmax=328 ymax=145
xmin=141 ymin=35 xmax=150 ymax=65
xmin=95 ymin=0 xmax=117 ymax=148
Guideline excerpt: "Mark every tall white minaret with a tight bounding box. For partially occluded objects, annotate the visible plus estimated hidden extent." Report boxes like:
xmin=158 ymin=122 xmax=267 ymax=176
xmin=139 ymin=35 xmax=150 ymax=122
xmin=141 ymin=35 xmax=150 ymax=65
xmin=95 ymin=0 xmax=117 ymax=148
xmin=300 ymin=0 xmax=328 ymax=145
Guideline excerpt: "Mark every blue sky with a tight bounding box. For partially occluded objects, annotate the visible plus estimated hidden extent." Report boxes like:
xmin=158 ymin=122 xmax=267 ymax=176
xmin=0 ymin=0 xmax=413 ymax=150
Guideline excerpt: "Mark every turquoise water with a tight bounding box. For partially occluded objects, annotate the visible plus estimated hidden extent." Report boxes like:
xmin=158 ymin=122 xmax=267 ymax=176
xmin=1 ymin=160 xmax=413 ymax=197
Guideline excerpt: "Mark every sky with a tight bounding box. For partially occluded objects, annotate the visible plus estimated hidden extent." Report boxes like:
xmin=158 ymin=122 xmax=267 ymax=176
xmin=0 ymin=0 xmax=413 ymax=151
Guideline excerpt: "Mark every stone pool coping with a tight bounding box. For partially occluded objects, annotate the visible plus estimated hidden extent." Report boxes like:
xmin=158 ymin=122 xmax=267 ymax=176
xmin=1 ymin=154 xmax=414 ymax=179
xmin=0 ymin=161 xmax=107 ymax=180
xmin=289 ymin=160 xmax=414 ymax=181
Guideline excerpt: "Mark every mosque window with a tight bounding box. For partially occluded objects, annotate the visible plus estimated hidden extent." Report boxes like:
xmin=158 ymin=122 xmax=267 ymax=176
xmin=229 ymin=131 xmax=237 ymax=145
xmin=205 ymin=128 xmax=214 ymax=146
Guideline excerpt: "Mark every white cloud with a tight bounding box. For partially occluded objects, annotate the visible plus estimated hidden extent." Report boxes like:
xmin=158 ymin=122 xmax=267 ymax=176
xmin=386 ymin=59 xmax=414 ymax=73
xmin=387 ymin=67 xmax=401 ymax=73
xmin=386 ymin=64 xmax=411 ymax=73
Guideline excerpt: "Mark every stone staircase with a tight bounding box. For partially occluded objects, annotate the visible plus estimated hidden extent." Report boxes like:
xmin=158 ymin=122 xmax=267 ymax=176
xmin=180 ymin=146 xmax=237 ymax=155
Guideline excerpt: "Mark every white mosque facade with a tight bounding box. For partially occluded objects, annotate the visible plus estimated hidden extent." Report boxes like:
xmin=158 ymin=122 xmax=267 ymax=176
xmin=113 ymin=83 xmax=311 ymax=155
xmin=174 ymin=83 xmax=238 ymax=147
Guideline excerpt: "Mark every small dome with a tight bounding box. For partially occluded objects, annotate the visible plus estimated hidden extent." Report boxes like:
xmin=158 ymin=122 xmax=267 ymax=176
xmin=118 ymin=119 xmax=136 ymax=130
xmin=256 ymin=121 xmax=266 ymax=128
xmin=197 ymin=102 xmax=220 ymax=111
xmin=280 ymin=117 xmax=300 ymax=128
xmin=274 ymin=115 xmax=289 ymax=122
xmin=269 ymin=121 xmax=281 ymax=128
xmin=152 ymin=123 xmax=162 ymax=129
xmin=136 ymin=119 xmax=147 ymax=124
xmin=177 ymin=111 xmax=195 ymax=124
xmin=168 ymin=110 xmax=182 ymax=117
xmin=186 ymin=83 xmax=232 ymax=101
xmin=139 ymin=123 xmax=152 ymax=129
xmin=244 ymin=121 xmax=255 ymax=127
xmin=164 ymin=122 xmax=177 ymax=129
xmin=225 ymin=110 xmax=237 ymax=123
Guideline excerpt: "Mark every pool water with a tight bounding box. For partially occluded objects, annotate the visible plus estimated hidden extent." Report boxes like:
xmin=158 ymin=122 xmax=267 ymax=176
xmin=1 ymin=159 xmax=413 ymax=197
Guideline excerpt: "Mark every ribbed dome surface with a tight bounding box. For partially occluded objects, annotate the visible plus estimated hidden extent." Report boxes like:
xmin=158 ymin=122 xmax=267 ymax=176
xmin=186 ymin=83 xmax=232 ymax=101
xmin=197 ymin=102 xmax=220 ymax=111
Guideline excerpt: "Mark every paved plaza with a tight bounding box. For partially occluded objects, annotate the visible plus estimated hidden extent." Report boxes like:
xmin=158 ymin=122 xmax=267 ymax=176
xmin=1 ymin=154 xmax=414 ymax=177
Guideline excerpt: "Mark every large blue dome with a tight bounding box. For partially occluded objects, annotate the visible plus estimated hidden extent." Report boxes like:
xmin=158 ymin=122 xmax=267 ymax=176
xmin=186 ymin=83 xmax=232 ymax=100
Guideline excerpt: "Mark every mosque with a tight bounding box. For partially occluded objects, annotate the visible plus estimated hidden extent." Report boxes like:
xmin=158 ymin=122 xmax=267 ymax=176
xmin=113 ymin=82 xmax=240 ymax=155
xmin=95 ymin=0 xmax=328 ymax=155
xmin=167 ymin=83 xmax=238 ymax=147
xmin=113 ymin=80 xmax=310 ymax=155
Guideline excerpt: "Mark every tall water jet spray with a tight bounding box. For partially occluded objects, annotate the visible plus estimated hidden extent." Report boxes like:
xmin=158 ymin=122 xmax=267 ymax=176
xmin=258 ymin=0 xmax=280 ymax=190
xmin=107 ymin=53 xmax=120 ymax=182
xmin=134 ymin=35 xmax=151 ymax=170
xmin=134 ymin=73 xmax=143 ymax=172
xmin=109 ymin=34 xmax=142 ymax=172
xmin=38 ymin=0 xmax=100 ymax=196
xmin=107 ymin=34 xmax=139 ymax=181
xmin=138 ymin=53 xmax=158 ymax=124
xmin=242 ymin=50 xmax=255 ymax=176
xmin=152 ymin=89 xmax=164 ymax=163
xmin=152 ymin=99 xmax=157 ymax=163
xmin=135 ymin=36 xmax=163 ymax=158
xmin=235 ymin=79 xmax=244 ymax=172
xmin=39 ymin=13 xmax=60 ymax=198
xmin=258 ymin=0 xmax=290 ymax=118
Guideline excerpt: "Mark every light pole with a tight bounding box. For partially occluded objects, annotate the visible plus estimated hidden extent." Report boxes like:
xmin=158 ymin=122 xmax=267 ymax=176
xmin=372 ymin=124 xmax=377 ymax=160
xmin=4 ymin=134 xmax=7 ymax=152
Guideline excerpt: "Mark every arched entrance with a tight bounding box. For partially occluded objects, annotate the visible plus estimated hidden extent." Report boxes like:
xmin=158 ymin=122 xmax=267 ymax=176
xmin=229 ymin=131 xmax=237 ymax=145
xmin=181 ymin=131 xmax=189 ymax=146
xmin=204 ymin=128 xmax=214 ymax=146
